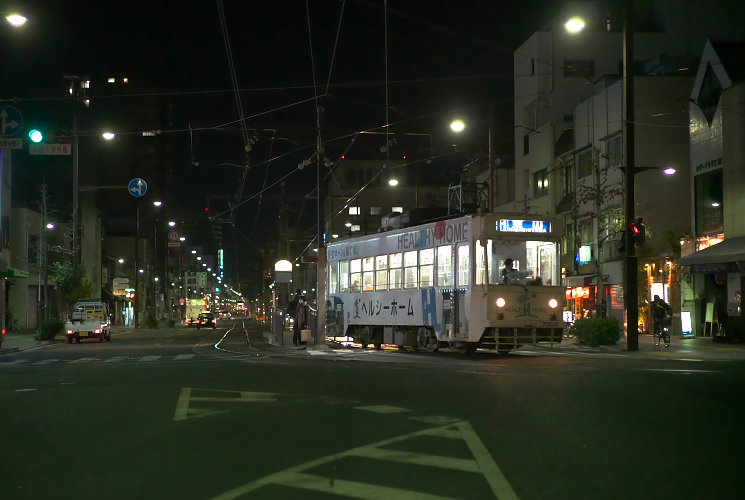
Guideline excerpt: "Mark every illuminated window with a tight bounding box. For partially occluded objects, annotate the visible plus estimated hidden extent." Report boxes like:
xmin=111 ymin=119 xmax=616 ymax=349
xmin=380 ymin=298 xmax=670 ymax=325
xmin=350 ymin=259 xmax=361 ymax=291
xmin=328 ymin=262 xmax=338 ymax=293
xmin=349 ymin=206 xmax=360 ymax=215
xmin=457 ymin=245 xmax=470 ymax=286
xmin=436 ymin=245 xmax=453 ymax=287
xmin=363 ymin=257 xmax=375 ymax=291
xmin=339 ymin=260 xmax=350 ymax=292
xmin=476 ymin=242 xmax=486 ymax=285
xmin=351 ymin=224 xmax=361 ymax=232
xmin=404 ymin=251 xmax=417 ymax=288
xmin=122 ymin=77 xmax=129 ymax=83
xmin=533 ymin=168 xmax=549 ymax=197
xmin=107 ymin=77 xmax=116 ymax=83
xmin=419 ymin=248 xmax=434 ymax=287
xmin=389 ymin=253 xmax=403 ymax=289
xmin=375 ymin=255 xmax=388 ymax=290
xmin=391 ymin=206 xmax=403 ymax=213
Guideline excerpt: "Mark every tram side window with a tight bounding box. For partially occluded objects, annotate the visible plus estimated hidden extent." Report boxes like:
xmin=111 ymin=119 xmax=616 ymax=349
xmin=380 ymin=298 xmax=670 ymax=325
xmin=419 ymin=248 xmax=434 ymax=287
xmin=436 ymin=245 xmax=453 ymax=287
xmin=339 ymin=260 xmax=350 ymax=292
xmin=350 ymin=258 xmax=362 ymax=292
xmin=404 ymin=251 xmax=418 ymax=289
xmin=389 ymin=252 xmax=403 ymax=289
xmin=457 ymin=244 xmax=470 ymax=286
xmin=476 ymin=242 xmax=486 ymax=285
xmin=329 ymin=262 xmax=338 ymax=293
xmin=375 ymin=255 xmax=388 ymax=290
xmin=363 ymin=257 xmax=375 ymax=291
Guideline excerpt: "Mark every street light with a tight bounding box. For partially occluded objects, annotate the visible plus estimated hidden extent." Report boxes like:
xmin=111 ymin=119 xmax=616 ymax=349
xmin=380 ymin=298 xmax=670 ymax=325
xmin=153 ymin=201 xmax=162 ymax=207
xmin=46 ymin=223 xmax=54 ymax=229
xmin=566 ymin=0 xmax=638 ymax=350
xmin=102 ymin=132 xmax=116 ymax=140
xmin=4 ymin=13 xmax=27 ymax=27
xmin=449 ymin=119 xmax=466 ymax=133
xmin=168 ymin=221 xmax=176 ymax=227
xmin=118 ymin=258 xmax=125 ymax=264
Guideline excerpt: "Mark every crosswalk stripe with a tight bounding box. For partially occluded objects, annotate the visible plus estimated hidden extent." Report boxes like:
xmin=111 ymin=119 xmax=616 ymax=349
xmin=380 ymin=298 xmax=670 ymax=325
xmin=348 ymin=448 xmax=479 ymax=473
xmin=174 ymin=354 xmax=195 ymax=360
xmin=69 ymin=358 xmax=95 ymax=364
xmin=104 ymin=356 xmax=128 ymax=363
xmin=139 ymin=355 xmax=161 ymax=362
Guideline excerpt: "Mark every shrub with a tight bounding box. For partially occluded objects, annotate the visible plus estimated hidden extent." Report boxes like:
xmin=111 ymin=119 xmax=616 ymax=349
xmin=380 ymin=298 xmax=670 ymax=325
xmin=39 ymin=318 xmax=64 ymax=340
xmin=572 ymin=316 xmax=621 ymax=346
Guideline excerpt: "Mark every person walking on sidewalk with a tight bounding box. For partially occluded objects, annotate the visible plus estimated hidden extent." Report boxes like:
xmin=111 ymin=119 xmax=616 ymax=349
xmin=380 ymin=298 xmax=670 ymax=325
xmin=293 ymin=296 xmax=310 ymax=349
xmin=287 ymin=289 xmax=302 ymax=345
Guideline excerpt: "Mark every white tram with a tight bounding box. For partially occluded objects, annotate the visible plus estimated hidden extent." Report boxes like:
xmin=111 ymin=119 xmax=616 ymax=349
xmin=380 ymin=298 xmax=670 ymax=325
xmin=325 ymin=213 xmax=565 ymax=353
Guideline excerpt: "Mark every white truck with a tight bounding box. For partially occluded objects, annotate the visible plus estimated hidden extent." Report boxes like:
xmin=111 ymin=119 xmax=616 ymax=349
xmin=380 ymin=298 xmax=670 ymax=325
xmin=65 ymin=299 xmax=112 ymax=343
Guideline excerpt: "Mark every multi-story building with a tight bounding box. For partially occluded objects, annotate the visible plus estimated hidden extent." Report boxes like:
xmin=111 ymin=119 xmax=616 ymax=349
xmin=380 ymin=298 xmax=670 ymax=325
xmin=679 ymin=40 xmax=745 ymax=340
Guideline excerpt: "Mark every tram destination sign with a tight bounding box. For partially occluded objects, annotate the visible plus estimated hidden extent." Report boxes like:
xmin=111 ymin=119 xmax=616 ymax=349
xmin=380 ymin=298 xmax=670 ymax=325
xmin=497 ymin=219 xmax=551 ymax=233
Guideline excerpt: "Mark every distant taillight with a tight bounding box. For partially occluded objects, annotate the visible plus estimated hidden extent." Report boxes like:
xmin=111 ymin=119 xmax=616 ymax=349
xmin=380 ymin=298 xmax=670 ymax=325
xmin=94 ymin=329 xmax=102 ymax=333
xmin=67 ymin=330 xmax=73 ymax=334
xmin=1 ymin=329 xmax=6 ymax=335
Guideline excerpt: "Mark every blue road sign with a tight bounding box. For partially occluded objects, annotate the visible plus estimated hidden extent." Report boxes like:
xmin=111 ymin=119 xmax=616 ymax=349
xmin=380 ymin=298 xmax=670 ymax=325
xmin=0 ymin=105 xmax=23 ymax=137
xmin=128 ymin=178 xmax=148 ymax=197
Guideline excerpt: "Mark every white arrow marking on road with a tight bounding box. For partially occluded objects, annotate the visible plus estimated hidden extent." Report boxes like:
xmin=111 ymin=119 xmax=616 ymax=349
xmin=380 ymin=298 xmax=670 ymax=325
xmin=173 ymin=388 xmax=279 ymax=422
xmin=211 ymin=420 xmax=518 ymax=500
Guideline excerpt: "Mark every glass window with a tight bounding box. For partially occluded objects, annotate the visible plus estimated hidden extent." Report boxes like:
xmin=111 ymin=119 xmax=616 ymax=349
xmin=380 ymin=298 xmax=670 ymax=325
xmin=389 ymin=252 xmax=403 ymax=290
xmin=375 ymin=255 xmax=388 ymax=290
xmin=350 ymin=259 xmax=361 ymax=292
xmin=606 ymin=136 xmax=622 ymax=167
xmin=349 ymin=206 xmax=360 ymax=215
xmin=533 ymin=168 xmax=549 ymax=198
xmin=576 ymin=149 xmax=593 ymax=179
xmin=362 ymin=257 xmax=375 ymax=291
xmin=404 ymin=250 xmax=418 ymax=289
xmin=476 ymin=242 xmax=486 ymax=285
xmin=339 ymin=260 xmax=350 ymax=292
xmin=457 ymin=245 xmax=470 ymax=286
xmin=392 ymin=206 xmax=403 ymax=213
xmin=419 ymin=248 xmax=434 ymax=287
xmin=329 ymin=262 xmax=338 ymax=294
xmin=436 ymin=245 xmax=453 ymax=287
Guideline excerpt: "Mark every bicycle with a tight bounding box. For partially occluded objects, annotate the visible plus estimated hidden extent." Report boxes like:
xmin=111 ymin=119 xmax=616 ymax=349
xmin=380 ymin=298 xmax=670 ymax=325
xmin=653 ymin=317 xmax=671 ymax=347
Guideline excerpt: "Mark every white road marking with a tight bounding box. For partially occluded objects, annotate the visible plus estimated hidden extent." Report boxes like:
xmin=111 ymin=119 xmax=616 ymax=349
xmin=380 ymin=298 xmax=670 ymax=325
xmin=15 ymin=388 xmax=37 ymax=392
xmin=641 ymin=368 xmax=720 ymax=374
xmin=354 ymin=405 xmax=411 ymax=414
xmin=211 ymin=420 xmax=518 ymax=500
xmin=104 ymin=356 xmax=128 ymax=363
xmin=139 ymin=355 xmax=161 ymax=362
xmin=1 ymin=360 xmax=28 ymax=365
xmin=174 ymin=354 xmax=195 ymax=360
xmin=409 ymin=415 xmax=462 ymax=426
xmin=32 ymin=359 xmax=59 ymax=365
xmin=69 ymin=357 xmax=95 ymax=364
xmin=173 ymin=388 xmax=278 ymax=422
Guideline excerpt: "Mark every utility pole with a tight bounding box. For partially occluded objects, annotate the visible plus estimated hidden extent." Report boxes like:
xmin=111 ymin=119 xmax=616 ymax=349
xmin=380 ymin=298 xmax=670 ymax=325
xmin=623 ymin=0 xmax=638 ymax=350
xmin=134 ymin=200 xmax=140 ymax=328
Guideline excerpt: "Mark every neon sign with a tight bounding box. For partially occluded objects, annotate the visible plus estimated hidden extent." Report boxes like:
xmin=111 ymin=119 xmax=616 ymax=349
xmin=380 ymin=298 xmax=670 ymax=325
xmin=497 ymin=219 xmax=551 ymax=233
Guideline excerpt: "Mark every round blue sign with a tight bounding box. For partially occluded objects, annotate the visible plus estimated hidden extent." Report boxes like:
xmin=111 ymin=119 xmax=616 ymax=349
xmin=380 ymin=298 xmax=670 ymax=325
xmin=0 ymin=105 xmax=23 ymax=137
xmin=128 ymin=178 xmax=147 ymax=197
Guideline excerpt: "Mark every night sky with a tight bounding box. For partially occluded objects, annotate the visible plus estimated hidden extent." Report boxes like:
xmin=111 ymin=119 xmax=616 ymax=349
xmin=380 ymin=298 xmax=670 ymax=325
xmin=2 ymin=0 xmax=557 ymax=292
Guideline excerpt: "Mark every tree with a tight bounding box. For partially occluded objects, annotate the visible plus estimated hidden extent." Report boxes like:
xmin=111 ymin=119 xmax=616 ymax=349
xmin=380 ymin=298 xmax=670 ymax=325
xmin=50 ymin=262 xmax=92 ymax=306
xmin=574 ymin=147 xmax=624 ymax=316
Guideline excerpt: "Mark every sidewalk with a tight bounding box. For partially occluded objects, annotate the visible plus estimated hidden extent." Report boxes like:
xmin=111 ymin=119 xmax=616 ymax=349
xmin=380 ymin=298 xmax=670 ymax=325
xmin=0 ymin=331 xmax=55 ymax=354
xmin=530 ymin=333 xmax=745 ymax=361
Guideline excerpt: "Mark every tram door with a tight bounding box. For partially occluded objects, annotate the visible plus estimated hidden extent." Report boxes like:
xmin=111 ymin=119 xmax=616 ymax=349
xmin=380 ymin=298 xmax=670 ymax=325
xmin=443 ymin=244 xmax=469 ymax=338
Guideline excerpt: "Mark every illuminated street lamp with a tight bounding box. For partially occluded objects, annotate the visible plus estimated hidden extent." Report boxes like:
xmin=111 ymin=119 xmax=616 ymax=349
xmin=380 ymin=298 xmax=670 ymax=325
xmin=564 ymin=17 xmax=585 ymax=33
xmin=449 ymin=119 xmax=466 ymax=133
xmin=46 ymin=222 xmax=54 ymax=229
xmin=118 ymin=258 xmax=125 ymax=264
xmin=153 ymin=201 xmax=162 ymax=207
xmin=5 ymin=13 xmax=27 ymax=27
xmin=663 ymin=167 xmax=676 ymax=176
xmin=168 ymin=221 xmax=176 ymax=227
xmin=102 ymin=132 xmax=116 ymax=141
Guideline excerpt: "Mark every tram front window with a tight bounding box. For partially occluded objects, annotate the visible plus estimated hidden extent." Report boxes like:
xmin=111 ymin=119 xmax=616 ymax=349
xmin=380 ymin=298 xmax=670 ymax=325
xmin=487 ymin=239 xmax=558 ymax=286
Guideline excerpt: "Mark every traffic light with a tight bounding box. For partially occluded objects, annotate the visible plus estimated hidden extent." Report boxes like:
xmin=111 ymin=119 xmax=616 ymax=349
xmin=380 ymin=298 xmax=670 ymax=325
xmin=28 ymin=129 xmax=44 ymax=143
xmin=630 ymin=218 xmax=646 ymax=246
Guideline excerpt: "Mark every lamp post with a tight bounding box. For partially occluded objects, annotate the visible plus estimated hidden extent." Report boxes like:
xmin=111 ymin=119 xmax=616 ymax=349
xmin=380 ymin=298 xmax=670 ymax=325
xmin=566 ymin=1 xmax=638 ymax=350
xmin=450 ymin=117 xmax=495 ymax=212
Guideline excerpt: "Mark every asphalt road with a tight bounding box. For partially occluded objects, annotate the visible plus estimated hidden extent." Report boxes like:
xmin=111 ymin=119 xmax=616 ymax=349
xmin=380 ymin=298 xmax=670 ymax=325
xmin=1 ymin=320 xmax=744 ymax=499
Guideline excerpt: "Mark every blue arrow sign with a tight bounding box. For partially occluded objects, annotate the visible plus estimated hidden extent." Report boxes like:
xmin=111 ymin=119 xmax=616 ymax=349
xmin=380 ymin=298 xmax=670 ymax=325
xmin=128 ymin=178 xmax=147 ymax=197
xmin=0 ymin=105 xmax=23 ymax=137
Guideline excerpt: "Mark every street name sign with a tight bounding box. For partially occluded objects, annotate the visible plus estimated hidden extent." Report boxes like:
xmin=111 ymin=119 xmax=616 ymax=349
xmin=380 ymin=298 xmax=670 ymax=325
xmin=29 ymin=143 xmax=72 ymax=155
xmin=0 ymin=138 xmax=22 ymax=149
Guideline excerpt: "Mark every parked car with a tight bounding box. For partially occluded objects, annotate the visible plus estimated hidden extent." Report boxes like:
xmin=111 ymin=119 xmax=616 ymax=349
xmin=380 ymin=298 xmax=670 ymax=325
xmin=196 ymin=312 xmax=216 ymax=329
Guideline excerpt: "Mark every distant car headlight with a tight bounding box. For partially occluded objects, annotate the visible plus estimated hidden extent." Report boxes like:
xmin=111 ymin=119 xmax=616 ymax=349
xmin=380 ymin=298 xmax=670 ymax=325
xmin=549 ymin=299 xmax=559 ymax=308
xmin=496 ymin=297 xmax=506 ymax=308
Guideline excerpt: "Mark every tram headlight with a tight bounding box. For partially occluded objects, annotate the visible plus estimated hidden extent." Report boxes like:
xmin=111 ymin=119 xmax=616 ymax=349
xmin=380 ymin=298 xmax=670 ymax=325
xmin=548 ymin=299 xmax=559 ymax=309
xmin=496 ymin=297 xmax=506 ymax=308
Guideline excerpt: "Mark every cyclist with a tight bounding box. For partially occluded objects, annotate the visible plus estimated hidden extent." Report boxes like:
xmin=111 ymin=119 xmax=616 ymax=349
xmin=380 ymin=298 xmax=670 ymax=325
xmin=651 ymin=295 xmax=673 ymax=346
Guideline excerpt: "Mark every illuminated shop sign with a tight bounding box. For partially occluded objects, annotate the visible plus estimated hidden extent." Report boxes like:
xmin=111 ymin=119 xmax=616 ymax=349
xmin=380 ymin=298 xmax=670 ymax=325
xmin=577 ymin=245 xmax=592 ymax=264
xmin=497 ymin=219 xmax=551 ymax=233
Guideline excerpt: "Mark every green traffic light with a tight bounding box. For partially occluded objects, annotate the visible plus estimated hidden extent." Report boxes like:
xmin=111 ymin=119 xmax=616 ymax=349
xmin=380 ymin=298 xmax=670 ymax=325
xmin=28 ymin=129 xmax=43 ymax=143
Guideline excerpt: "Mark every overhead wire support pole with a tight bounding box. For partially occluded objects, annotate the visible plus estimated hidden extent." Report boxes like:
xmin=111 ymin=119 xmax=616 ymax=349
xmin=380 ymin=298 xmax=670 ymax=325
xmin=623 ymin=0 xmax=638 ymax=351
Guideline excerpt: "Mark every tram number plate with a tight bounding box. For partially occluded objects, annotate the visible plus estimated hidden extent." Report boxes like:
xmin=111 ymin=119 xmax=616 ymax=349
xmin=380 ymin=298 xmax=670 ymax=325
xmin=541 ymin=321 xmax=559 ymax=328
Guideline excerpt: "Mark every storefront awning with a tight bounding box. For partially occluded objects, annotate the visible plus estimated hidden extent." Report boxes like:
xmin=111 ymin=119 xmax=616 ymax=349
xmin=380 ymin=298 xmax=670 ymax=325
xmin=679 ymin=237 xmax=745 ymax=267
